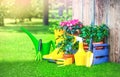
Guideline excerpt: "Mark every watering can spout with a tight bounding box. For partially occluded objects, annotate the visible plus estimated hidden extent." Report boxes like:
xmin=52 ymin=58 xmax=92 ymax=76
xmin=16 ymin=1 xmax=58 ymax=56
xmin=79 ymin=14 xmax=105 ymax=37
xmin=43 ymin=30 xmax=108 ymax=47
xmin=20 ymin=27 xmax=39 ymax=54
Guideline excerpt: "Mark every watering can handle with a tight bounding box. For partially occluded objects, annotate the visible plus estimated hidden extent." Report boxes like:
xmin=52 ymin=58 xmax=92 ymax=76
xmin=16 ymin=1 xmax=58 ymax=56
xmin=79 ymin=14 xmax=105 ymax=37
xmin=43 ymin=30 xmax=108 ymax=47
xmin=38 ymin=39 xmax=42 ymax=51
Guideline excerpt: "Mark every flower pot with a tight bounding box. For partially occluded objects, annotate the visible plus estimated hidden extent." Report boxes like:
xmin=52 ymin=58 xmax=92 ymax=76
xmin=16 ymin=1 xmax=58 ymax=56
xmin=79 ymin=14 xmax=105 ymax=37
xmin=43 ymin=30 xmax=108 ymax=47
xmin=83 ymin=43 xmax=89 ymax=50
xmin=93 ymin=41 xmax=104 ymax=50
xmin=83 ymin=41 xmax=104 ymax=50
xmin=63 ymin=54 xmax=74 ymax=63
xmin=84 ymin=46 xmax=89 ymax=50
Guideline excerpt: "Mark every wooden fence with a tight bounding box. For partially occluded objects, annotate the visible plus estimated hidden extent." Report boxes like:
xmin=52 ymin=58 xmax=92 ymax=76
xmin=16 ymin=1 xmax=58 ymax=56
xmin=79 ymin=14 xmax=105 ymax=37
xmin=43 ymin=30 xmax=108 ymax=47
xmin=72 ymin=0 xmax=120 ymax=62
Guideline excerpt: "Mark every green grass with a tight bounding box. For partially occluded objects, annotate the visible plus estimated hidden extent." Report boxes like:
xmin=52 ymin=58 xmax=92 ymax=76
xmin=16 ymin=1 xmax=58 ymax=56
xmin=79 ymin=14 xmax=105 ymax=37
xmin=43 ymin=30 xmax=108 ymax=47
xmin=0 ymin=61 xmax=119 ymax=77
xmin=0 ymin=20 xmax=120 ymax=77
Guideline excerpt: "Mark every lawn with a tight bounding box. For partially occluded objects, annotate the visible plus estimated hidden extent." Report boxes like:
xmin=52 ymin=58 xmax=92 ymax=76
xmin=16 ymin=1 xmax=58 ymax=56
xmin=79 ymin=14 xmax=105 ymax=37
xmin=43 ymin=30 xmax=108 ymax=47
xmin=0 ymin=19 xmax=120 ymax=77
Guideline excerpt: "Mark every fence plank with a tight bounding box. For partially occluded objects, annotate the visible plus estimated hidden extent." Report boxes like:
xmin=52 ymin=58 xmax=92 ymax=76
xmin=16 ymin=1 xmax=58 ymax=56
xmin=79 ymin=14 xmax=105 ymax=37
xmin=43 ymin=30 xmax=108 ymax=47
xmin=83 ymin=0 xmax=91 ymax=25
xmin=108 ymin=0 xmax=120 ymax=62
xmin=72 ymin=0 xmax=120 ymax=62
xmin=72 ymin=0 xmax=83 ymax=21
xmin=95 ymin=0 xmax=107 ymax=25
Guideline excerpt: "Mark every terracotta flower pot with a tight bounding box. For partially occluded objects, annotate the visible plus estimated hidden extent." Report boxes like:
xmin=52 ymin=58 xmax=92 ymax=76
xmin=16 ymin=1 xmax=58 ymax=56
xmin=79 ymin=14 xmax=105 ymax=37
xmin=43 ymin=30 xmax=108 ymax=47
xmin=83 ymin=43 xmax=89 ymax=50
xmin=93 ymin=41 xmax=104 ymax=50
xmin=83 ymin=41 xmax=104 ymax=50
xmin=63 ymin=54 xmax=74 ymax=63
xmin=84 ymin=46 xmax=89 ymax=50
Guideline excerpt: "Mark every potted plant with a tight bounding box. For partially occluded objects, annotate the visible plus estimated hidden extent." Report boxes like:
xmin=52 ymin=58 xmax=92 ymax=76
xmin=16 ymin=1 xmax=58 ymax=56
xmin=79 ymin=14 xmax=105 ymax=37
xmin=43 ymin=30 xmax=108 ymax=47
xmin=92 ymin=24 xmax=109 ymax=49
xmin=92 ymin=24 xmax=109 ymax=43
xmin=79 ymin=24 xmax=109 ymax=50
xmin=60 ymin=19 xmax=83 ymax=36
xmin=56 ymin=32 xmax=77 ymax=62
xmin=79 ymin=26 xmax=91 ymax=50
xmin=79 ymin=26 xmax=91 ymax=43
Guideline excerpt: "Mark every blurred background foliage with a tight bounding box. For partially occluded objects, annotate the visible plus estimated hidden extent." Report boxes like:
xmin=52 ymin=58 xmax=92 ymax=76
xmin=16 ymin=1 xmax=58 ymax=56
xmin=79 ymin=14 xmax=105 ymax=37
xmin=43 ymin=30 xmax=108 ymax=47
xmin=0 ymin=0 xmax=72 ymax=26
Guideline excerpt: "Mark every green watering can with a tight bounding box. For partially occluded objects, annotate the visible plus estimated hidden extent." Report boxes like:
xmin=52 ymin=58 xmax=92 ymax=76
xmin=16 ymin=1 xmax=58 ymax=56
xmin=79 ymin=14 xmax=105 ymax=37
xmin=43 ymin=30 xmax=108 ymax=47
xmin=20 ymin=27 xmax=55 ymax=61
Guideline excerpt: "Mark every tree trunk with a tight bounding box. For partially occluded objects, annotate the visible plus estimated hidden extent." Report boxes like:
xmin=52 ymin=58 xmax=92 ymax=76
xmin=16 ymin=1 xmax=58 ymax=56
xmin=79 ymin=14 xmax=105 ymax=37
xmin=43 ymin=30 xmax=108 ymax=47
xmin=43 ymin=0 xmax=49 ymax=25
xmin=0 ymin=0 xmax=4 ymax=26
xmin=0 ymin=13 xmax=4 ymax=26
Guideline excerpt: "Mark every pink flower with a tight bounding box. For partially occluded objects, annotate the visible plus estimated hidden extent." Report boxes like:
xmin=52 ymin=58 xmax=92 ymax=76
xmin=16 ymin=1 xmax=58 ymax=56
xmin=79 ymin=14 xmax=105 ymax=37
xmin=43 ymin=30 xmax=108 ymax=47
xmin=60 ymin=22 xmax=66 ymax=26
xmin=72 ymin=22 xmax=76 ymax=26
xmin=70 ymin=23 xmax=72 ymax=26
xmin=73 ymin=19 xmax=79 ymax=25
xmin=79 ymin=24 xmax=83 ymax=27
xmin=60 ymin=19 xmax=83 ymax=28
xmin=69 ymin=27 xmax=72 ymax=30
xmin=65 ymin=21 xmax=70 ymax=27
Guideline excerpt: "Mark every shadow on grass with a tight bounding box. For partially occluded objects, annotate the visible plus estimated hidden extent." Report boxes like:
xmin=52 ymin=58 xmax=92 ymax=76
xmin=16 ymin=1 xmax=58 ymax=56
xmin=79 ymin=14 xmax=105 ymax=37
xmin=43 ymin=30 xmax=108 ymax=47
xmin=0 ymin=60 xmax=62 ymax=77
xmin=0 ymin=61 xmax=120 ymax=77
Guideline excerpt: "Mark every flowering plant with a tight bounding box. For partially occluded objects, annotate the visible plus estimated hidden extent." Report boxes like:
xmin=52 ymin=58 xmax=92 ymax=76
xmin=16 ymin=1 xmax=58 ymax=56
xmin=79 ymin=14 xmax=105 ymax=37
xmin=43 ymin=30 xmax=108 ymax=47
xmin=56 ymin=33 xmax=76 ymax=54
xmin=60 ymin=19 xmax=83 ymax=35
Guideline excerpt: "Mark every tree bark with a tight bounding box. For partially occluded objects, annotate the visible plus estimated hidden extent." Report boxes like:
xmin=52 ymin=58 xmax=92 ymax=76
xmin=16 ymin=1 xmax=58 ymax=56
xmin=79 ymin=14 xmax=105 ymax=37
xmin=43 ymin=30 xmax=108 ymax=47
xmin=0 ymin=12 xmax=4 ymax=26
xmin=43 ymin=0 xmax=49 ymax=25
xmin=0 ymin=0 xmax=4 ymax=26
